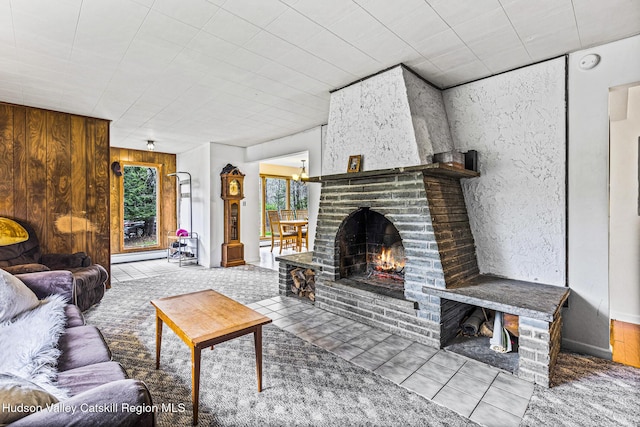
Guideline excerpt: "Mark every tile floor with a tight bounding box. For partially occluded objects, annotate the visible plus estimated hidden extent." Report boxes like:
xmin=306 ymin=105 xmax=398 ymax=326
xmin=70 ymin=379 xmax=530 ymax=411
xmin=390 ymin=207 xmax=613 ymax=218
xmin=110 ymin=256 xmax=535 ymax=426
xmin=110 ymin=257 xmax=203 ymax=283
xmin=249 ymin=295 xmax=534 ymax=427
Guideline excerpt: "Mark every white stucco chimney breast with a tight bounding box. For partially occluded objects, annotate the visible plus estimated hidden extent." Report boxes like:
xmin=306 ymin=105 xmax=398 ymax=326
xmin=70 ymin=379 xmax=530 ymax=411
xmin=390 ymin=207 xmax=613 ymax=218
xmin=322 ymin=65 xmax=454 ymax=175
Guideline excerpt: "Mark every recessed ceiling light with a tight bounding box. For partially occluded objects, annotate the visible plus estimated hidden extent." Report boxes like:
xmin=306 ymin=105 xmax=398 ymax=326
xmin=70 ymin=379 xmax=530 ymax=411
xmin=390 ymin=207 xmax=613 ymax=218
xmin=579 ymin=53 xmax=601 ymax=70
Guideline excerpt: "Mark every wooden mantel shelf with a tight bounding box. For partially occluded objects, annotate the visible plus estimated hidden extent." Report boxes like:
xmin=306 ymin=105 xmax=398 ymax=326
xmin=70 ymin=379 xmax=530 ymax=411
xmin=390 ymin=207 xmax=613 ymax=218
xmin=305 ymin=163 xmax=479 ymax=183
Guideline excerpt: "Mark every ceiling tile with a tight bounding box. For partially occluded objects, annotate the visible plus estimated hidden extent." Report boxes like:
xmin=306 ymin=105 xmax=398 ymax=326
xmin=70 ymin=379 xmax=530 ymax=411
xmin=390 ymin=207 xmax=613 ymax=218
xmin=243 ymin=31 xmax=296 ymax=59
xmin=329 ymin=10 xmax=417 ymax=65
xmin=220 ymin=0 xmax=288 ymax=28
xmin=573 ymin=0 xmax=640 ymax=47
xmin=256 ymin=61 xmax=333 ymax=95
xmin=481 ymin=45 xmax=531 ymax=73
xmin=266 ymin=8 xmax=324 ymax=44
xmin=120 ymin=37 xmax=183 ymax=70
xmin=151 ymin=0 xmax=220 ymax=28
xmin=11 ymin=0 xmax=80 ymax=58
xmin=380 ymin=4 xmax=450 ymax=48
xmin=0 ymin=0 xmax=13 ymax=45
xmin=277 ymin=46 xmax=355 ymax=87
xmin=427 ymin=0 xmax=502 ymax=27
xmin=412 ymin=29 xmax=469 ymax=68
xmin=502 ymin=0 xmax=580 ymax=58
xmin=224 ymin=48 xmax=271 ymax=71
xmin=202 ymin=8 xmax=261 ymax=45
xmin=328 ymin=7 xmax=381 ymax=42
xmin=356 ymin=0 xmax=431 ymax=23
xmin=524 ymin=27 xmax=581 ymax=61
xmin=138 ymin=10 xmax=200 ymax=46
xmin=282 ymin=0 xmax=360 ymax=28
xmin=301 ymin=30 xmax=380 ymax=75
xmin=433 ymin=60 xmax=492 ymax=87
xmin=74 ymin=0 xmax=149 ymax=61
xmin=187 ymin=31 xmax=239 ymax=59
xmin=454 ymin=8 xmax=523 ymax=57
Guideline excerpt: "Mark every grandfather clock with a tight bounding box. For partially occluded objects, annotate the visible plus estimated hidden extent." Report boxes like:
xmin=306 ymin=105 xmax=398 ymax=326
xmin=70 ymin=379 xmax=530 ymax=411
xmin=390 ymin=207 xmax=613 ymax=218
xmin=220 ymin=164 xmax=246 ymax=267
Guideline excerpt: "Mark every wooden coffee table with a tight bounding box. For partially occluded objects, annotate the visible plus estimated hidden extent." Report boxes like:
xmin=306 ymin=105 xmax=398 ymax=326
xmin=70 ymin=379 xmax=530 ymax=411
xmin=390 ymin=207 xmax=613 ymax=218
xmin=151 ymin=289 xmax=272 ymax=425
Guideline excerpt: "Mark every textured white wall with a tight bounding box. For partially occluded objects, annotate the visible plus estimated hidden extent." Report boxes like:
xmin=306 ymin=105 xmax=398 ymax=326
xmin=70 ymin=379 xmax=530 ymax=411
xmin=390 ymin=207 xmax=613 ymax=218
xmin=443 ymin=58 xmax=566 ymax=286
xmin=403 ymin=69 xmax=454 ymax=158
xmin=323 ymin=66 xmax=421 ymax=174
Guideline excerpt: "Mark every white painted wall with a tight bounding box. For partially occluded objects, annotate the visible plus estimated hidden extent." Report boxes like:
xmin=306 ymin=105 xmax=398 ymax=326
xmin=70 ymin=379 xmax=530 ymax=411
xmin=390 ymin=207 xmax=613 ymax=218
xmin=609 ymin=85 xmax=640 ymax=325
xmin=176 ymin=143 xmax=211 ymax=267
xmin=177 ymin=127 xmax=323 ymax=267
xmin=246 ymin=126 xmax=323 ymax=254
xmin=443 ymin=58 xmax=567 ymax=286
xmin=566 ymin=34 xmax=640 ymax=358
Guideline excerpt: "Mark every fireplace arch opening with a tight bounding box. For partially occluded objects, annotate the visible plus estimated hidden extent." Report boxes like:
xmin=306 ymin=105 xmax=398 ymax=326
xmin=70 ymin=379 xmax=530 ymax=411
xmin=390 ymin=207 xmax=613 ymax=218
xmin=336 ymin=208 xmax=405 ymax=293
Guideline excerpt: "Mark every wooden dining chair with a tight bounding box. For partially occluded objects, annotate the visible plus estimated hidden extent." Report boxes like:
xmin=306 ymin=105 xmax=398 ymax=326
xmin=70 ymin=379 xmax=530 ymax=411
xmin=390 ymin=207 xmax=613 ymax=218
xmin=267 ymin=210 xmax=297 ymax=253
xmin=295 ymin=210 xmax=309 ymax=250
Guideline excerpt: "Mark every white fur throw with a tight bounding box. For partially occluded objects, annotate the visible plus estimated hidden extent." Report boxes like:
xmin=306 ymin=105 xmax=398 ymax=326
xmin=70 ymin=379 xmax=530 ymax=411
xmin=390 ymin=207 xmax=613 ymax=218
xmin=0 ymin=294 xmax=69 ymax=399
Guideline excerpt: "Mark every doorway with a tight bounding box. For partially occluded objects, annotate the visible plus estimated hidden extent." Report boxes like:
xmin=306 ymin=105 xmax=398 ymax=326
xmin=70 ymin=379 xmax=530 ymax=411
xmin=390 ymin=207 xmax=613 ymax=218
xmin=608 ymin=82 xmax=640 ymax=367
xmin=121 ymin=162 xmax=161 ymax=251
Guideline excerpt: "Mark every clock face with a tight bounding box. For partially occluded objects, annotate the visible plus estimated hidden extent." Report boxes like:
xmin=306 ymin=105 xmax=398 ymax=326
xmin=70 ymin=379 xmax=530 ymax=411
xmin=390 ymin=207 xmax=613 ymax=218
xmin=229 ymin=179 xmax=240 ymax=196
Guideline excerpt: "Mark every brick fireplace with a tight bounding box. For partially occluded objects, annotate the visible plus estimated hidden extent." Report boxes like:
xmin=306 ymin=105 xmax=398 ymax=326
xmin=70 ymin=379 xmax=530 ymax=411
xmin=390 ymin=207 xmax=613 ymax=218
xmin=311 ymin=165 xmax=480 ymax=350
xmin=278 ymin=163 xmax=568 ymax=387
xmin=277 ymin=64 xmax=569 ymax=387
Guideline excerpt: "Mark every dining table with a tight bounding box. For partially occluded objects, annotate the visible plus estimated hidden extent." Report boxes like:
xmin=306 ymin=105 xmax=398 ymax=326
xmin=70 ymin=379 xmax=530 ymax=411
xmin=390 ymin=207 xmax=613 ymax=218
xmin=279 ymin=219 xmax=308 ymax=252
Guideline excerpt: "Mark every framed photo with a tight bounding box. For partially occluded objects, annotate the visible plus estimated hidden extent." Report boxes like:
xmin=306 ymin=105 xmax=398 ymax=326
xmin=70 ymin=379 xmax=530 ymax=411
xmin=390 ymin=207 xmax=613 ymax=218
xmin=347 ymin=155 xmax=361 ymax=173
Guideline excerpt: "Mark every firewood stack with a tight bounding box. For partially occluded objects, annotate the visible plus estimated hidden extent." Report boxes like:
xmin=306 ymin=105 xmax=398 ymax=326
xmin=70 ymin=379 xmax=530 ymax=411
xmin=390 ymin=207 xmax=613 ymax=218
xmin=290 ymin=268 xmax=316 ymax=301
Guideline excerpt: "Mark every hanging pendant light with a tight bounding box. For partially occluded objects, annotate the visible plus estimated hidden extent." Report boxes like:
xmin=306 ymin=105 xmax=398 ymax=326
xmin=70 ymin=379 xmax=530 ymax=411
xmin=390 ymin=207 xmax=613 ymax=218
xmin=147 ymin=140 xmax=155 ymax=151
xmin=292 ymin=160 xmax=308 ymax=181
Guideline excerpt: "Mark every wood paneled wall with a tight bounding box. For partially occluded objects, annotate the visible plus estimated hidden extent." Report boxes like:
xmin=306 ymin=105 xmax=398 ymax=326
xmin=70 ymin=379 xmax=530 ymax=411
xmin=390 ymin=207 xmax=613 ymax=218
xmin=109 ymin=148 xmax=176 ymax=254
xmin=0 ymin=102 xmax=111 ymax=285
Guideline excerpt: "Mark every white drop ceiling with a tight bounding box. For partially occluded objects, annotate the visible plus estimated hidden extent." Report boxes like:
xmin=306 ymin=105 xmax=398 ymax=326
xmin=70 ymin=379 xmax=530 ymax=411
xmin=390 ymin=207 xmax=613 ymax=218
xmin=0 ymin=0 xmax=639 ymax=154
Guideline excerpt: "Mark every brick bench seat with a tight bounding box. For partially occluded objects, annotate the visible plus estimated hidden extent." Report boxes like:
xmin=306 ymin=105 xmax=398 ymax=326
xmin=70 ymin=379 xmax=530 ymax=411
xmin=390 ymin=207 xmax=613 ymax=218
xmin=423 ymin=275 xmax=570 ymax=387
xmin=421 ymin=275 xmax=570 ymax=322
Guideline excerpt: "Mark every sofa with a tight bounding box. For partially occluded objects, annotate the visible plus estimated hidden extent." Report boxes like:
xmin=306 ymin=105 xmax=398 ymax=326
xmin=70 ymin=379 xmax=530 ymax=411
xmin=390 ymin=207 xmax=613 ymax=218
xmin=0 ymin=268 xmax=155 ymax=426
xmin=0 ymin=217 xmax=107 ymax=311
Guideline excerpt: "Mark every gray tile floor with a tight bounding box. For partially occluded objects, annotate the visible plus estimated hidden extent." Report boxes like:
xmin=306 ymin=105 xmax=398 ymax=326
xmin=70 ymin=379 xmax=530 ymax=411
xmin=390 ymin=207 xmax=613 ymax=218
xmin=250 ymin=295 xmax=535 ymax=427
xmin=110 ymin=257 xmax=203 ymax=283
xmin=111 ymin=255 xmax=534 ymax=426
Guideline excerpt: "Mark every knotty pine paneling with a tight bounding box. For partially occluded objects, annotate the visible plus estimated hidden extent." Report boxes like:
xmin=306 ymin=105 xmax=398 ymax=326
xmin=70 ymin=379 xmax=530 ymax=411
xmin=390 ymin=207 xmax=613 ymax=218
xmin=109 ymin=147 xmax=176 ymax=254
xmin=0 ymin=102 xmax=111 ymax=288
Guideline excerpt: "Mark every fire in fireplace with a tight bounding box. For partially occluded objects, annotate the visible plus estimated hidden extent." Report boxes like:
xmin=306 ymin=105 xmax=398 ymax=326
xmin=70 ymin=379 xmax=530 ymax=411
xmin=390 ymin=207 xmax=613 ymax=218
xmin=337 ymin=208 xmax=405 ymax=292
xmin=369 ymin=242 xmax=405 ymax=281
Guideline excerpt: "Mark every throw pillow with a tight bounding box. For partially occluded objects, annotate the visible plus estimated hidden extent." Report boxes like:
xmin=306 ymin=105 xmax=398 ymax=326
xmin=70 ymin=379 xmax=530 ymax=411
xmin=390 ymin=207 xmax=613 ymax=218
xmin=0 ymin=218 xmax=29 ymax=246
xmin=1 ymin=264 xmax=50 ymax=275
xmin=0 ymin=373 xmax=59 ymax=425
xmin=0 ymin=269 xmax=40 ymax=323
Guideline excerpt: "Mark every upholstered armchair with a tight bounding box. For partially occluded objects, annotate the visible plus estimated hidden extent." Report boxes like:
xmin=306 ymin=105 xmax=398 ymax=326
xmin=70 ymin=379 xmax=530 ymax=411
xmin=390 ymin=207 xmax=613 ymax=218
xmin=0 ymin=217 xmax=107 ymax=311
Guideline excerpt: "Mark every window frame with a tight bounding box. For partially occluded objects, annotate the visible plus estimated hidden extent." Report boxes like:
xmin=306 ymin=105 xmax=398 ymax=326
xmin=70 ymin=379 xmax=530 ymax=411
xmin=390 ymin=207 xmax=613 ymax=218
xmin=119 ymin=160 xmax=163 ymax=252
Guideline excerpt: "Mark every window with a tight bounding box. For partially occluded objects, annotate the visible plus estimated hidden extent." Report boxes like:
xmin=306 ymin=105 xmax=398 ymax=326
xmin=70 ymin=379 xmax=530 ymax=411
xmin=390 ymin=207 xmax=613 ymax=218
xmin=260 ymin=174 xmax=308 ymax=237
xmin=122 ymin=163 xmax=160 ymax=250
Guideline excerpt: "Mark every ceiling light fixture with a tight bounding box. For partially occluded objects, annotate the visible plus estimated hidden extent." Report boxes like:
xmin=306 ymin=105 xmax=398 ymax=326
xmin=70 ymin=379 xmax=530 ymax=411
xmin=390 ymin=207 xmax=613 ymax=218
xmin=292 ymin=160 xmax=308 ymax=181
xmin=147 ymin=140 xmax=155 ymax=151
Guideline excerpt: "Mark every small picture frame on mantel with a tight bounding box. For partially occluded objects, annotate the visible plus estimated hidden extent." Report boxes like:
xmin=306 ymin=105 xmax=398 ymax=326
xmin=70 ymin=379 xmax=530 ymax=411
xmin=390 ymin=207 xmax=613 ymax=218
xmin=347 ymin=155 xmax=362 ymax=173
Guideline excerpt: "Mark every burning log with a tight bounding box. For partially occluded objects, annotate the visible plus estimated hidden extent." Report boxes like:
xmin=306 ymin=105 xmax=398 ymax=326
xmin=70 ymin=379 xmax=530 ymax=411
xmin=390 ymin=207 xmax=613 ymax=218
xmin=290 ymin=268 xmax=316 ymax=302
